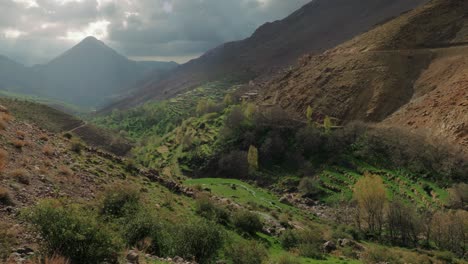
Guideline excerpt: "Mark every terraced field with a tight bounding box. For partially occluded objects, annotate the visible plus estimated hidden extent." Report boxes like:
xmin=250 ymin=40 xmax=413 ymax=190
xmin=318 ymin=159 xmax=448 ymax=208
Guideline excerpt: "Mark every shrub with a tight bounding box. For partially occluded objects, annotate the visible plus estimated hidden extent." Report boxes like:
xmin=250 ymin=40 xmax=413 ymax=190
xmin=39 ymin=134 xmax=49 ymax=141
xmin=42 ymin=145 xmax=54 ymax=156
xmin=168 ymin=219 xmax=225 ymax=263
xmin=57 ymin=166 xmax=73 ymax=177
xmin=361 ymin=246 xmax=401 ymax=264
xmin=11 ymin=139 xmax=25 ymax=149
xmin=195 ymin=197 xmax=231 ymax=225
xmin=15 ymin=130 xmax=26 ymax=140
xmin=297 ymin=243 xmax=324 ymax=259
xmin=10 ymin=169 xmax=30 ymax=185
xmin=225 ymin=240 xmax=268 ymax=264
xmin=0 ymin=149 xmax=7 ymax=171
xmin=274 ymin=254 xmax=301 ymax=264
xmin=26 ymin=200 xmax=123 ymax=264
xmin=298 ymin=177 xmax=323 ymax=199
xmin=0 ymin=224 xmax=16 ymax=261
xmin=280 ymin=229 xmax=300 ymax=250
xmin=0 ymin=187 xmax=13 ymax=205
xmin=99 ymin=184 xmax=141 ymax=218
xmin=122 ymin=209 xmax=166 ymax=254
xmin=232 ymin=210 xmax=263 ymax=235
xmin=0 ymin=120 xmax=7 ymax=130
xmin=70 ymin=139 xmax=83 ymax=154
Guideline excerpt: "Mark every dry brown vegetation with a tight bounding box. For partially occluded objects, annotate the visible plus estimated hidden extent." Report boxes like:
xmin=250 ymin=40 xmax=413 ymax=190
xmin=0 ymin=149 xmax=8 ymax=171
xmin=11 ymin=139 xmax=25 ymax=149
xmin=58 ymin=166 xmax=73 ymax=177
xmin=15 ymin=130 xmax=26 ymax=140
xmin=9 ymin=169 xmax=30 ymax=185
xmin=0 ymin=187 xmax=13 ymax=205
xmin=42 ymin=145 xmax=54 ymax=156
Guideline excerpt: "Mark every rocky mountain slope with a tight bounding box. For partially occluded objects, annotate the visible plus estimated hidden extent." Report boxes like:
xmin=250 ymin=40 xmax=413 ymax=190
xmin=257 ymin=0 xmax=467 ymax=149
xmin=0 ymin=37 xmax=177 ymax=109
xmin=103 ymin=0 xmax=428 ymax=111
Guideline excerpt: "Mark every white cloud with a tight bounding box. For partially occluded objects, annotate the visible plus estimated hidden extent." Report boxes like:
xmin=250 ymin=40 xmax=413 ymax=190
xmin=3 ymin=29 xmax=26 ymax=39
xmin=60 ymin=20 xmax=110 ymax=41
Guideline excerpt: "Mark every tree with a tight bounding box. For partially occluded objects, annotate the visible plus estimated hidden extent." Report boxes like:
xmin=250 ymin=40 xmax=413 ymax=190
xmin=323 ymin=116 xmax=332 ymax=134
xmin=353 ymin=173 xmax=387 ymax=238
xmin=387 ymin=199 xmax=420 ymax=247
xmin=447 ymin=183 xmax=468 ymax=209
xmin=306 ymin=106 xmax=314 ymax=124
xmin=223 ymin=93 xmax=234 ymax=106
xmin=247 ymin=145 xmax=259 ymax=171
xmin=298 ymin=177 xmax=323 ymax=199
xmin=244 ymin=103 xmax=256 ymax=119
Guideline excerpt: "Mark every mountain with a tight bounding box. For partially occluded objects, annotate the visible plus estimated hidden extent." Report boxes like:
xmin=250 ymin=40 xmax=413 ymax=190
xmin=0 ymin=37 xmax=178 ymax=109
xmin=33 ymin=36 xmax=177 ymax=108
xmin=103 ymin=0 xmax=429 ymax=111
xmin=0 ymin=55 xmax=39 ymax=95
xmin=256 ymin=0 xmax=467 ymax=149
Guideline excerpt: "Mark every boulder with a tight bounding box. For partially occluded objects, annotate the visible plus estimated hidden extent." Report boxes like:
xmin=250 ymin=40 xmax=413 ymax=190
xmin=322 ymin=241 xmax=337 ymax=253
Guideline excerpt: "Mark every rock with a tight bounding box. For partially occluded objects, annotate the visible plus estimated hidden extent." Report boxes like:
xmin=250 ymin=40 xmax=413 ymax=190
xmin=173 ymin=256 xmax=184 ymax=263
xmin=0 ymin=105 xmax=8 ymax=113
xmin=126 ymin=250 xmax=139 ymax=264
xmin=322 ymin=241 xmax=336 ymax=253
xmin=16 ymin=247 xmax=34 ymax=255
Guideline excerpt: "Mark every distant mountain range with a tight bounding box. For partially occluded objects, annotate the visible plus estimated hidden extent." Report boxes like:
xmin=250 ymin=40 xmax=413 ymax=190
xmin=0 ymin=36 xmax=178 ymax=109
xmin=104 ymin=0 xmax=428 ymax=111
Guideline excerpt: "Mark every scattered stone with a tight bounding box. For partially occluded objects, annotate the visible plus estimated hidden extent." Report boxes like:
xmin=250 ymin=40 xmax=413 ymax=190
xmin=323 ymin=241 xmax=336 ymax=253
xmin=126 ymin=250 xmax=139 ymax=264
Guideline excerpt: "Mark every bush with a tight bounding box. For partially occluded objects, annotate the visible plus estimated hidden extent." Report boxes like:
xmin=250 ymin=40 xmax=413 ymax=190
xmin=42 ymin=145 xmax=54 ymax=156
xmin=0 ymin=187 xmax=13 ymax=205
xmin=0 ymin=149 xmax=7 ymax=171
xmin=10 ymin=169 xmax=30 ymax=185
xmin=57 ymin=166 xmax=73 ymax=177
xmin=280 ymin=229 xmax=300 ymax=249
xmin=195 ymin=197 xmax=231 ymax=225
xmin=122 ymin=209 xmax=166 ymax=254
xmin=26 ymin=200 xmax=123 ymax=264
xmin=70 ymin=139 xmax=83 ymax=154
xmin=99 ymin=184 xmax=141 ymax=218
xmin=225 ymin=240 xmax=268 ymax=264
xmin=0 ymin=224 xmax=16 ymax=261
xmin=273 ymin=254 xmax=301 ymax=264
xmin=232 ymin=211 xmax=263 ymax=235
xmin=168 ymin=219 xmax=225 ymax=263
xmin=11 ymin=139 xmax=25 ymax=149
xmin=298 ymin=177 xmax=323 ymax=199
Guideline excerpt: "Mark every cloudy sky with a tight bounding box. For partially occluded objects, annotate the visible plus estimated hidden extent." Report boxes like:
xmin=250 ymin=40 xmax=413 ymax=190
xmin=0 ymin=0 xmax=311 ymax=65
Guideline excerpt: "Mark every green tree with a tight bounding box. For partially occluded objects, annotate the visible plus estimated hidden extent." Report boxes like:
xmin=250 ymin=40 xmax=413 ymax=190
xmin=306 ymin=106 xmax=314 ymax=124
xmin=323 ymin=116 xmax=332 ymax=134
xmin=244 ymin=103 xmax=256 ymax=119
xmin=247 ymin=145 xmax=259 ymax=171
xmin=223 ymin=93 xmax=234 ymax=106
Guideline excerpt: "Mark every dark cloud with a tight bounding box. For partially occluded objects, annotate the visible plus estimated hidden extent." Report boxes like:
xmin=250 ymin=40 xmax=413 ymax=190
xmin=0 ymin=0 xmax=310 ymax=64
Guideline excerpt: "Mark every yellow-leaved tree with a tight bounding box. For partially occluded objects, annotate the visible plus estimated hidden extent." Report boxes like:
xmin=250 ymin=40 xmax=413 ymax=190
xmin=353 ymin=173 xmax=387 ymax=238
xmin=247 ymin=145 xmax=259 ymax=172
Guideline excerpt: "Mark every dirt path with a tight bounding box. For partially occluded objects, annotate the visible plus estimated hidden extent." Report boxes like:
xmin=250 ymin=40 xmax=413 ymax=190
xmin=67 ymin=121 xmax=87 ymax=133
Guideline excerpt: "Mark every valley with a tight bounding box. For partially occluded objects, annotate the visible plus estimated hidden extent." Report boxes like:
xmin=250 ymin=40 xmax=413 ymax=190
xmin=0 ymin=0 xmax=467 ymax=264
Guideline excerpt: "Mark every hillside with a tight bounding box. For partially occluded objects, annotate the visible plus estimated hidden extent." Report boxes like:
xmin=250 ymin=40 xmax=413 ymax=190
xmin=0 ymin=98 xmax=131 ymax=155
xmin=0 ymin=37 xmax=178 ymax=109
xmin=256 ymin=0 xmax=468 ymax=149
xmin=102 ymin=0 xmax=428 ymax=111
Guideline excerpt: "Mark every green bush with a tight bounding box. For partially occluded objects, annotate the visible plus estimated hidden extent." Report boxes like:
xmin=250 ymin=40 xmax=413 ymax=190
xmin=122 ymin=209 xmax=167 ymax=254
xmin=225 ymin=240 xmax=268 ymax=264
xmin=99 ymin=184 xmax=141 ymax=218
xmin=167 ymin=219 xmax=225 ymax=264
xmin=0 ymin=224 xmax=16 ymax=261
xmin=280 ymin=229 xmax=300 ymax=249
xmin=273 ymin=254 xmax=301 ymax=264
xmin=232 ymin=210 xmax=263 ymax=235
xmin=195 ymin=197 xmax=231 ymax=225
xmin=26 ymin=200 xmax=123 ymax=264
